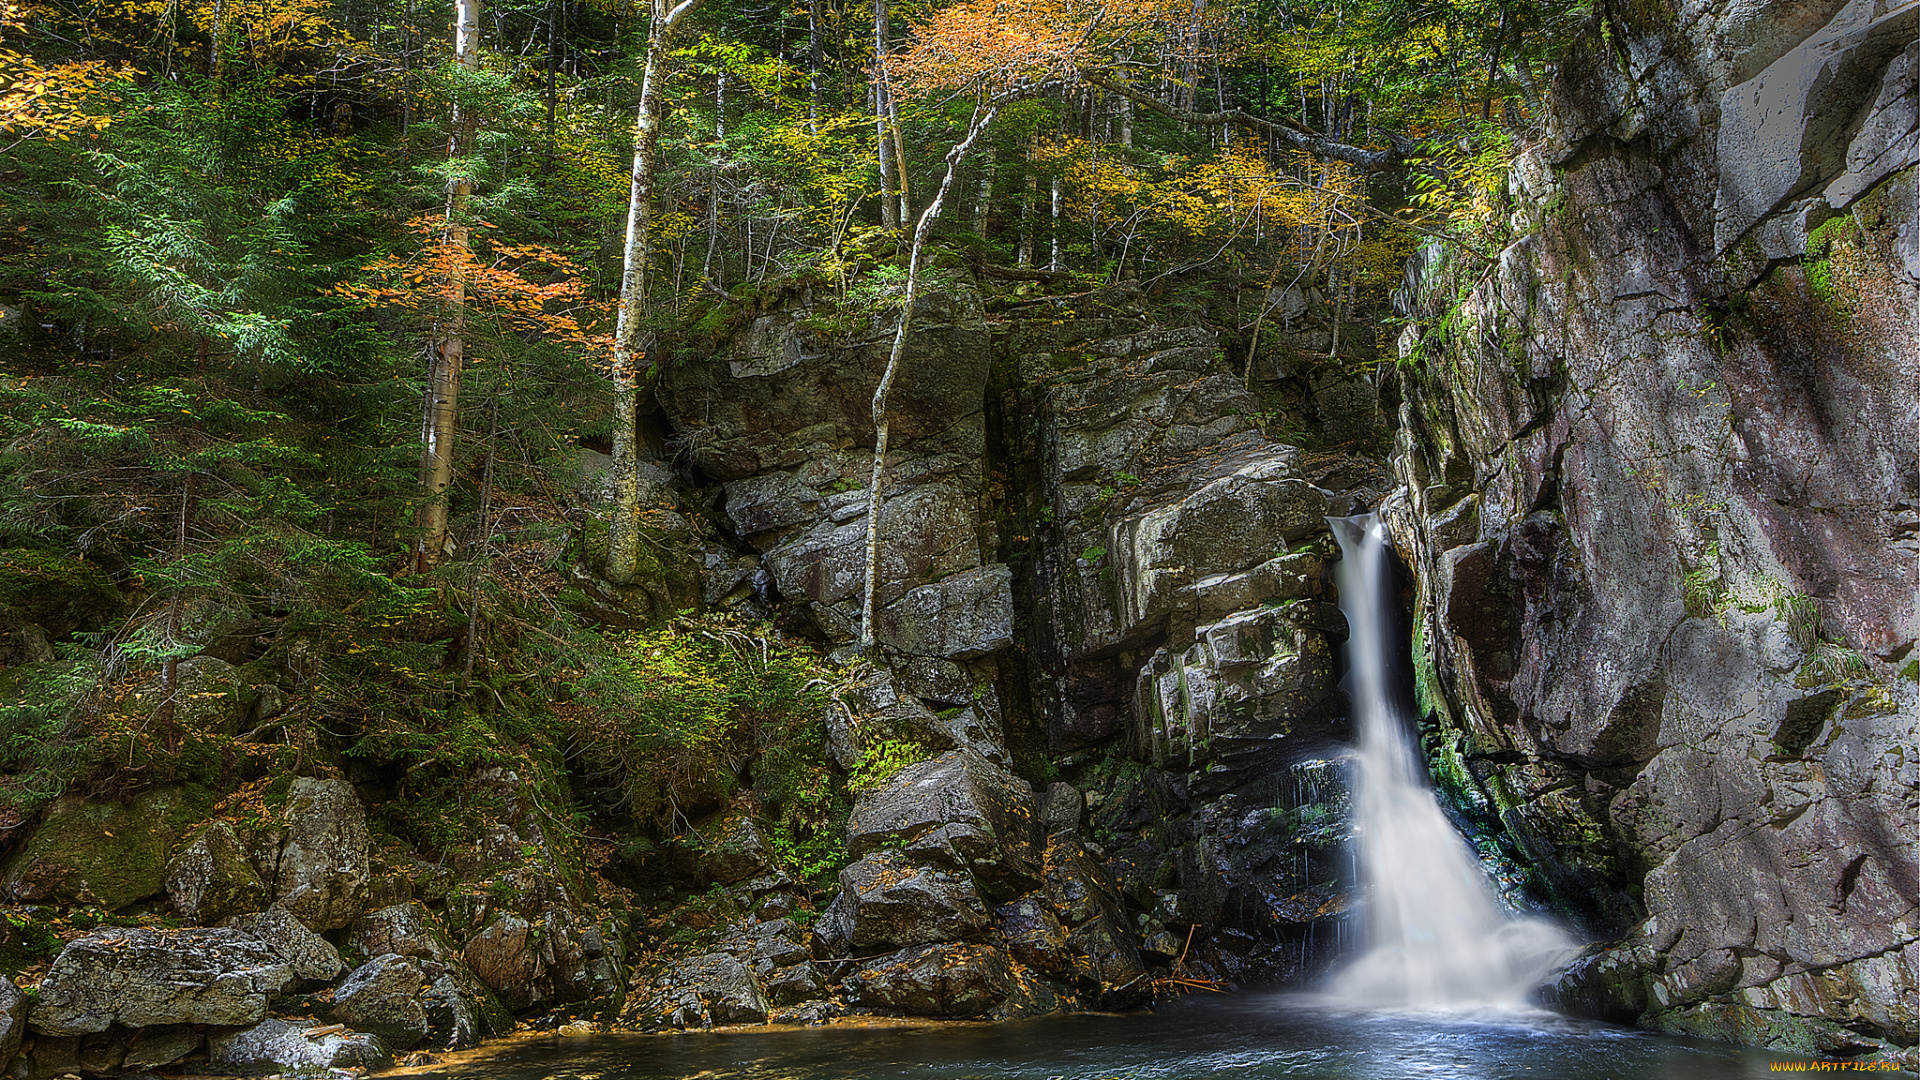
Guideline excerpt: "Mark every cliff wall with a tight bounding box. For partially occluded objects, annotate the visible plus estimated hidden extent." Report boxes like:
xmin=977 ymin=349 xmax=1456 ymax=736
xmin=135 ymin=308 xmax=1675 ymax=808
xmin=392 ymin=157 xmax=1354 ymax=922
xmin=1387 ymin=0 xmax=1917 ymax=1060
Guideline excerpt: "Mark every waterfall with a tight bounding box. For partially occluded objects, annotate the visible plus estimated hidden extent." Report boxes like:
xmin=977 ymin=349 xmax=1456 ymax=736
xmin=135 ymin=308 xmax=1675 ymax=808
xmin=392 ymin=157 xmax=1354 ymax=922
xmin=1325 ymin=512 xmax=1576 ymax=1008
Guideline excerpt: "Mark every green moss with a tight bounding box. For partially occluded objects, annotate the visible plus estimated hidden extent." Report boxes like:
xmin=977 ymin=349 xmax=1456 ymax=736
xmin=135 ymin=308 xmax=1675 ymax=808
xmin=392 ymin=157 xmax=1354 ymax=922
xmin=0 ymin=549 xmax=121 ymax=636
xmin=0 ymin=784 xmax=216 ymax=911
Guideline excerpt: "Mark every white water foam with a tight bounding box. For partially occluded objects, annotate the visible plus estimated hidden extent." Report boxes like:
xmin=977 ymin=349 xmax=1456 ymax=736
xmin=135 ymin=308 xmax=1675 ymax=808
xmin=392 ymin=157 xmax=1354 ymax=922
xmin=1325 ymin=512 xmax=1577 ymax=1008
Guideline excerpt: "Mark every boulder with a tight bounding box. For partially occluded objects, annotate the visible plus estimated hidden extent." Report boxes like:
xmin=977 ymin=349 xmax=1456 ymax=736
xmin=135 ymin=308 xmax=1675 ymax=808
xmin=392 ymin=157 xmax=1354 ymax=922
xmin=170 ymin=655 xmax=251 ymax=735
xmin=845 ymin=750 xmax=1039 ymax=898
xmin=333 ymin=953 xmax=429 ymax=1050
xmin=996 ymin=897 xmax=1074 ymax=978
xmin=0 ymin=977 xmax=24 ymax=1072
xmin=226 ymin=902 xmax=344 ymax=981
xmin=463 ymin=913 xmax=540 ymax=1010
xmin=347 ymin=900 xmax=459 ymax=964
xmin=31 ymin=927 xmax=295 ymax=1036
xmin=168 ymin=820 xmax=268 ymax=925
xmin=205 ymin=1017 xmax=390 ymax=1076
xmin=121 ymin=1025 xmax=201 ymax=1072
xmin=875 ymin=563 xmax=1014 ymax=659
xmin=825 ymin=852 xmax=991 ymax=950
xmin=266 ymin=777 xmax=372 ymax=932
xmin=3 ymin=786 xmax=210 ymax=911
xmin=346 ymin=901 xmax=507 ymax=1047
xmin=703 ymin=815 xmax=774 ymax=885
xmin=640 ymin=952 xmax=769 ymax=1029
xmin=853 ymin=943 xmax=1013 ymax=1018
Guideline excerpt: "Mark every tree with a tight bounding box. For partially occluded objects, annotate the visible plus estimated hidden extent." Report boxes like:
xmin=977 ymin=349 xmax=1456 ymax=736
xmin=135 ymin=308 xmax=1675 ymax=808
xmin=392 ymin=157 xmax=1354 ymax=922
xmin=605 ymin=0 xmax=704 ymax=586
xmin=413 ymin=0 xmax=483 ymax=572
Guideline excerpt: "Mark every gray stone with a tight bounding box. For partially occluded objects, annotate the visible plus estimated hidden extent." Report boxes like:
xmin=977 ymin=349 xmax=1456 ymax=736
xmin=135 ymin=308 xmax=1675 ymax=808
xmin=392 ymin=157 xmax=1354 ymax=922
xmin=1111 ymin=473 xmax=1330 ymax=636
xmin=169 ymin=820 xmax=268 ymax=926
xmin=206 ymin=1017 xmax=390 ymax=1076
xmin=853 ymin=943 xmax=1012 ymax=1018
xmin=32 ymin=927 xmax=295 ymax=1036
xmin=0 ymin=977 xmax=23 ymax=1072
xmin=268 ymin=777 xmax=372 ymax=932
xmin=830 ymin=851 xmax=992 ymax=950
xmin=846 ymin=750 xmax=1039 ymax=897
xmin=171 ymin=655 xmax=250 ymax=734
xmin=876 ymin=563 xmax=1014 ymax=659
xmin=333 ymin=952 xmax=429 ymax=1050
xmin=640 ymin=952 xmax=769 ymax=1028
xmin=347 ymin=900 xmax=458 ymax=964
xmin=122 ymin=1025 xmax=200 ymax=1071
xmin=227 ymin=901 xmax=345 ymax=981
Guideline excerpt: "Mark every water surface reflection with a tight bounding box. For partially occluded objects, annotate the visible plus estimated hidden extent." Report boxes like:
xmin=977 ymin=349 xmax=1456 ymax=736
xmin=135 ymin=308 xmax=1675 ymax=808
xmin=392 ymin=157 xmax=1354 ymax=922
xmin=410 ymin=993 xmax=1830 ymax=1080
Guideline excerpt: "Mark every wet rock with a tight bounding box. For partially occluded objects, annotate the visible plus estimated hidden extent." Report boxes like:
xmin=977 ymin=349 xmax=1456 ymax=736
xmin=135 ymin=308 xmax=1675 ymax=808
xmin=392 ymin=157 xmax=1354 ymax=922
xmin=996 ymin=897 xmax=1074 ymax=978
xmin=205 ymin=1017 xmax=391 ymax=1076
xmin=168 ymin=820 xmax=269 ymax=925
xmin=853 ymin=943 xmax=1013 ymax=1018
xmin=827 ymin=851 xmax=991 ymax=950
xmin=31 ymin=927 xmax=295 ymax=1036
xmin=333 ymin=952 xmax=429 ymax=1050
xmin=846 ymin=750 xmax=1038 ymax=899
xmin=641 ymin=952 xmax=769 ymax=1028
xmin=265 ymin=777 xmax=372 ymax=932
xmin=1040 ymin=783 xmax=1083 ymax=835
xmin=226 ymin=901 xmax=345 ymax=982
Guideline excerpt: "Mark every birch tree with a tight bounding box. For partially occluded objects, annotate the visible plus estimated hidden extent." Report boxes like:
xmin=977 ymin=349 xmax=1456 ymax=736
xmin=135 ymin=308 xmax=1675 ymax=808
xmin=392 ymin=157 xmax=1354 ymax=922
xmin=413 ymin=0 xmax=481 ymax=573
xmin=606 ymin=0 xmax=703 ymax=585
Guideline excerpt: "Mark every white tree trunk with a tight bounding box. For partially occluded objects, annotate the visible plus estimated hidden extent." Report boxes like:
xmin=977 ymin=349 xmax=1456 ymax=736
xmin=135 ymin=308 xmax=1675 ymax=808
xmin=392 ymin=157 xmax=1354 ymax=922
xmin=858 ymin=101 xmax=1002 ymax=652
xmin=413 ymin=0 xmax=480 ymax=573
xmin=606 ymin=0 xmax=703 ymax=584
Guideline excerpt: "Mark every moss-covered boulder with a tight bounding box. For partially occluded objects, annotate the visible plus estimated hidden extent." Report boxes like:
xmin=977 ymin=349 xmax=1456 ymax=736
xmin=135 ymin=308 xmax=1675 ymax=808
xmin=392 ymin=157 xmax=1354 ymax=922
xmin=0 ymin=549 xmax=120 ymax=639
xmin=2 ymin=786 xmax=212 ymax=911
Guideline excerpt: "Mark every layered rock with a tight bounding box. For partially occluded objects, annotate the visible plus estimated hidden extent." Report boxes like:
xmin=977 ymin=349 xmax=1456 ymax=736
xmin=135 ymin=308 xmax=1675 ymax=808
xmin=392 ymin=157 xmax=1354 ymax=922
xmin=1388 ymin=0 xmax=1918 ymax=1062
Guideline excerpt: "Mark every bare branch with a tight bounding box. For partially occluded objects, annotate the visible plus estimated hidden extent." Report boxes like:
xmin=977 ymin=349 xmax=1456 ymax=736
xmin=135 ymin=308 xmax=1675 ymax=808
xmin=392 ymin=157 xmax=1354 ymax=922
xmin=1081 ymin=71 xmax=1418 ymax=174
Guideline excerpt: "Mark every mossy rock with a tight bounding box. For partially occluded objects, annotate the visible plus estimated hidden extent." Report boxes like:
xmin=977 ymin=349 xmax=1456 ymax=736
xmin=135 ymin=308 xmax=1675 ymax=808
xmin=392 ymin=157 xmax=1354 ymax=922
xmin=1 ymin=785 xmax=215 ymax=911
xmin=0 ymin=549 xmax=120 ymax=637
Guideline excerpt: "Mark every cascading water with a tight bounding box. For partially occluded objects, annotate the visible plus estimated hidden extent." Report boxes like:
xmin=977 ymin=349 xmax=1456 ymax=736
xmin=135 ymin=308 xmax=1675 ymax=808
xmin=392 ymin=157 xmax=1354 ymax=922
xmin=1326 ymin=512 xmax=1576 ymax=1007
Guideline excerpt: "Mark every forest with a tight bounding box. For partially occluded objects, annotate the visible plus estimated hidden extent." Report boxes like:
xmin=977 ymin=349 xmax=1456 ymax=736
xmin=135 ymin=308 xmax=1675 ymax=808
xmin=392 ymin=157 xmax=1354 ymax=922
xmin=0 ymin=0 xmax=1915 ymax=1066
xmin=0 ymin=0 xmax=1583 ymax=865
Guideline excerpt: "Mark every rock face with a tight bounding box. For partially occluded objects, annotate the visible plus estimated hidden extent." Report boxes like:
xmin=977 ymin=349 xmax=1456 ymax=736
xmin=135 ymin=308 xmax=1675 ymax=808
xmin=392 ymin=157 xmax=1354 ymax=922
xmin=31 ymin=927 xmax=295 ymax=1036
xmin=992 ymin=290 xmax=1376 ymax=984
xmin=1389 ymin=0 xmax=1918 ymax=1062
xmin=265 ymin=776 xmax=373 ymax=932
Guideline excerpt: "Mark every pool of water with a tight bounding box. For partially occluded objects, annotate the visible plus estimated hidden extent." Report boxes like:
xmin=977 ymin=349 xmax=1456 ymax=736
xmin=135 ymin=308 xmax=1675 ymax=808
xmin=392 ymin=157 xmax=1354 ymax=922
xmin=408 ymin=993 xmax=1857 ymax=1080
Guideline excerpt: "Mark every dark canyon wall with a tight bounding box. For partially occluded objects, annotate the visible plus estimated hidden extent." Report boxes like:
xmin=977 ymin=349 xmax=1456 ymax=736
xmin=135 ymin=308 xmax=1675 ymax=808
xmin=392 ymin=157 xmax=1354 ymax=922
xmin=1385 ymin=0 xmax=1917 ymax=1061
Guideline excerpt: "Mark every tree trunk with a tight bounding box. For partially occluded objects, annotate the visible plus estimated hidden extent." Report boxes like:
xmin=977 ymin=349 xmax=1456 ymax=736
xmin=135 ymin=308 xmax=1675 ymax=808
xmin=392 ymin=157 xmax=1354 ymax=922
xmin=873 ymin=0 xmax=897 ymax=232
xmin=1048 ymin=176 xmax=1063 ymax=271
xmin=414 ymin=0 xmax=481 ymax=574
xmin=1017 ymin=155 xmax=1035 ymax=268
xmin=155 ymin=470 xmax=197 ymax=730
xmin=858 ymin=100 xmax=1002 ymax=651
xmin=606 ymin=0 xmax=703 ymax=584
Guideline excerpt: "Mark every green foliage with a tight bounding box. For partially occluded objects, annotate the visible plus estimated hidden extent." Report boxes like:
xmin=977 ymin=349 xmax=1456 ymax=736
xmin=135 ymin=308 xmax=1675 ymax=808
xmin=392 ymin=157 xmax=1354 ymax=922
xmin=0 ymin=655 xmax=102 ymax=813
xmin=847 ymin=737 xmax=927 ymax=793
xmin=571 ymin=617 xmax=835 ymax=831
